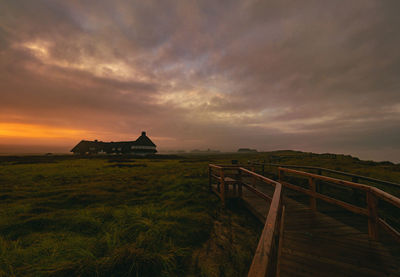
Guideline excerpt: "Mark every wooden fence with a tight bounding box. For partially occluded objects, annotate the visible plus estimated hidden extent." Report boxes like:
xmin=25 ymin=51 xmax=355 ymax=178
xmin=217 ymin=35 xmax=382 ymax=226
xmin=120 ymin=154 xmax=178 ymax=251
xmin=278 ymin=167 xmax=400 ymax=242
xmin=250 ymin=162 xmax=400 ymax=189
xmin=209 ymin=164 xmax=284 ymax=277
xmin=209 ymin=164 xmax=400 ymax=276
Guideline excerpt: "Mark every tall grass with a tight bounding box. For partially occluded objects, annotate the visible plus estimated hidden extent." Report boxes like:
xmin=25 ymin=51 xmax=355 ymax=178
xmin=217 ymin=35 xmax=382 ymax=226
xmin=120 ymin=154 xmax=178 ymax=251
xmin=1 ymin=151 xmax=398 ymax=276
xmin=0 ymin=156 xmax=264 ymax=276
xmin=0 ymin=158 xmax=221 ymax=276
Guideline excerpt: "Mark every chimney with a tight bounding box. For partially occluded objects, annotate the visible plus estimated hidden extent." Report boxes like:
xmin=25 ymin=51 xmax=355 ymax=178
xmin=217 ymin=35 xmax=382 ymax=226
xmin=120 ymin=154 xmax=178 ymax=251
xmin=142 ymin=131 xmax=146 ymax=136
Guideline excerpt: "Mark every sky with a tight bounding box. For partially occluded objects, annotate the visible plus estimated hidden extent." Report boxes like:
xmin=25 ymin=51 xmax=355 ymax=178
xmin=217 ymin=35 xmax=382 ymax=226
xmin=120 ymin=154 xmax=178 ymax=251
xmin=0 ymin=0 xmax=399 ymax=162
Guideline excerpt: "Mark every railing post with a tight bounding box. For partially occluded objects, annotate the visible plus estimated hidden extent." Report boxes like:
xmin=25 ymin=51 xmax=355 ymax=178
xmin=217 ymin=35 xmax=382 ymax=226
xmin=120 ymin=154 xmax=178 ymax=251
xmin=233 ymin=182 xmax=237 ymax=197
xmin=251 ymin=165 xmax=256 ymax=187
xmin=278 ymin=168 xmax=284 ymax=183
xmin=208 ymin=166 xmax=212 ymax=192
xmin=262 ymin=164 xmax=265 ymax=176
xmin=351 ymin=177 xmax=362 ymax=206
xmin=276 ymin=205 xmax=285 ymax=277
xmin=238 ymin=168 xmax=242 ymax=198
xmin=309 ymin=177 xmax=316 ymax=211
xmin=367 ymin=190 xmax=378 ymax=240
xmin=220 ymin=168 xmax=226 ymax=206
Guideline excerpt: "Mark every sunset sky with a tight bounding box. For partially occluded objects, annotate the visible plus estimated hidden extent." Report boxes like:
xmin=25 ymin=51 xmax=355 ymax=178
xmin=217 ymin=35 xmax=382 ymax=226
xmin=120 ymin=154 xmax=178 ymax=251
xmin=1 ymin=1 xmax=399 ymax=162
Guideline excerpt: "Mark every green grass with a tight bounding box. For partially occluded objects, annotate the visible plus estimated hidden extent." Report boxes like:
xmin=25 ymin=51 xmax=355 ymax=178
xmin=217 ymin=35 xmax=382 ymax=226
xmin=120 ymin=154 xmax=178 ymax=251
xmin=0 ymin=151 xmax=399 ymax=276
xmin=0 ymin=156 xmax=262 ymax=276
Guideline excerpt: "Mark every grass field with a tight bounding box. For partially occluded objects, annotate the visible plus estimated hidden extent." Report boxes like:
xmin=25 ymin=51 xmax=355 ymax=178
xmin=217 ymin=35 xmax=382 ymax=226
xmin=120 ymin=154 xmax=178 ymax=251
xmin=0 ymin=151 xmax=399 ymax=276
xmin=0 ymin=155 xmax=262 ymax=277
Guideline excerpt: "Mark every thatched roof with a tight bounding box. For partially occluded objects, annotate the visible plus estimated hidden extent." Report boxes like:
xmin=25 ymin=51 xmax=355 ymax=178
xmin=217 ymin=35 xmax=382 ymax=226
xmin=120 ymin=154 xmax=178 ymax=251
xmin=135 ymin=131 xmax=156 ymax=147
xmin=70 ymin=131 xmax=156 ymax=153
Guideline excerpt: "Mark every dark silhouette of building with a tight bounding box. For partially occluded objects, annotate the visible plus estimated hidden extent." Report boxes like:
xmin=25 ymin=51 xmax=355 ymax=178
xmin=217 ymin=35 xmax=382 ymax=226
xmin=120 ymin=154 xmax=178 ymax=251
xmin=237 ymin=148 xmax=257 ymax=153
xmin=71 ymin=131 xmax=157 ymax=155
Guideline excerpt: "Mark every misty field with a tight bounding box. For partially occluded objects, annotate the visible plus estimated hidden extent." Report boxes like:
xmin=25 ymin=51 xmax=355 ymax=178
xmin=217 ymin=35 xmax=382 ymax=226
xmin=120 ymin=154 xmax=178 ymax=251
xmin=0 ymin=156 xmax=261 ymax=276
xmin=0 ymin=151 xmax=399 ymax=276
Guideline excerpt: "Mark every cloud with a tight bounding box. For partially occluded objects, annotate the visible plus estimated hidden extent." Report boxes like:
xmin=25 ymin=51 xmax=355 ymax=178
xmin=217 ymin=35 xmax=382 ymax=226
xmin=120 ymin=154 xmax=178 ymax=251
xmin=0 ymin=0 xmax=399 ymax=161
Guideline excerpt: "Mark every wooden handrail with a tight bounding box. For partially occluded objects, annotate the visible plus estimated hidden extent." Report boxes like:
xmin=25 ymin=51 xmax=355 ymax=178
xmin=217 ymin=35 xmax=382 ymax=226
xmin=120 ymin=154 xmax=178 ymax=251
xmin=278 ymin=167 xmax=400 ymax=208
xmin=241 ymin=182 xmax=273 ymax=202
xmin=240 ymin=167 xmax=280 ymax=187
xmin=209 ymin=164 xmax=223 ymax=169
xmin=209 ymin=164 xmax=284 ymax=277
xmin=279 ymin=167 xmax=371 ymax=191
xmin=278 ymin=167 xmax=400 ymax=242
xmin=251 ymin=162 xmax=400 ymax=189
xmin=279 ymin=180 xmax=369 ymax=216
xmin=213 ymin=164 xmax=242 ymax=168
xmin=379 ymin=218 xmax=400 ymax=243
xmin=210 ymin=163 xmax=400 ymax=276
xmin=370 ymin=187 xmax=400 ymax=209
xmin=248 ymin=182 xmax=282 ymax=277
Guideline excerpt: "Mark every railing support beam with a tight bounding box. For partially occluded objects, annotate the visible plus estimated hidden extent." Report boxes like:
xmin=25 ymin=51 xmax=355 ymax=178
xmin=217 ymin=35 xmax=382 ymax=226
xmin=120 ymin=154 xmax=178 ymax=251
xmin=238 ymin=169 xmax=243 ymax=198
xmin=278 ymin=169 xmax=284 ymax=183
xmin=208 ymin=166 xmax=212 ymax=192
xmin=367 ymin=191 xmax=379 ymax=240
xmin=220 ymin=168 xmax=226 ymax=206
xmin=309 ymin=177 xmax=316 ymax=211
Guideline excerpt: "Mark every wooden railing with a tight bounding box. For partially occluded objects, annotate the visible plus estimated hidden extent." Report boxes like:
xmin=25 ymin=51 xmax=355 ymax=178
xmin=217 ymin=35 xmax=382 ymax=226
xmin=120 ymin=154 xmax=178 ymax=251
xmin=250 ymin=162 xmax=400 ymax=189
xmin=209 ymin=164 xmax=284 ymax=277
xmin=278 ymin=167 xmax=400 ymax=242
xmin=209 ymin=163 xmax=400 ymax=276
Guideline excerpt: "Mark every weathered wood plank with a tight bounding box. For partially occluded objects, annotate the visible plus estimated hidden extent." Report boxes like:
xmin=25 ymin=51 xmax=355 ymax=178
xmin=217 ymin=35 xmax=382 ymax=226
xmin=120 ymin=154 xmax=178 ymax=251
xmin=247 ymin=183 xmax=282 ymax=277
xmin=370 ymin=186 xmax=400 ymax=209
xmin=280 ymin=181 xmax=368 ymax=216
xmin=242 ymin=182 xmax=273 ymax=202
xmin=241 ymin=167 xmax=279 ymax=187
xmin=276 ymin=205 xmax=285 ymax=277
xmin=379 ymin=218 xmax=400 ymax=243
xmin=367 ymin=191 xmax=379 ymax=240
xmin=279 ymin=198 xmax=400 ymax=277
xmin=253 ymin=162 xmax=400 ymax=189
xmin=209 ymin=164 xmax=400 ymax=277
xmin=279 ymin=167 xmax=371 ymax=191
xmin=308 ymin=177 xmax=316 ymax=211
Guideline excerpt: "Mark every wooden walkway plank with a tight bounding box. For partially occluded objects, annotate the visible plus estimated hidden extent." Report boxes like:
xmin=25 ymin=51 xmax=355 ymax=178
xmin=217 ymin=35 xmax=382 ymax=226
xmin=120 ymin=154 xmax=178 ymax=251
xmin=239 ymin=182 xmax=400 ymax=276
xmin=281 ymin=198 xmax=400 ymax=276
xmin=208 ymin=164 xmax=400 ymax=276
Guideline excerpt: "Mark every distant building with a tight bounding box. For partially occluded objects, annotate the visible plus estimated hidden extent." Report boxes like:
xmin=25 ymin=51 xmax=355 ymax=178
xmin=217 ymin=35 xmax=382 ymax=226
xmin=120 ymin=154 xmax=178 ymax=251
xmin=237 ymin=148 xmax=257 ymax=153
xmin=190 ymin=148 xmax=220 ymax=153
xmin=71 ymin=131 xmax=157 ymax=155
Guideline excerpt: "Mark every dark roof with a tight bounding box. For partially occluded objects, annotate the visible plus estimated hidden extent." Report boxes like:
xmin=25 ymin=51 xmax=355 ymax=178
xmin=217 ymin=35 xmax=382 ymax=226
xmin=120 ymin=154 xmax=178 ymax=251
xmin=70 ymin=131 xmax=156 ymax=152
xmin=135 ymin=131 xmax=156 ymax=147
xmin=70 ymin=140 xmax=108 ymax=152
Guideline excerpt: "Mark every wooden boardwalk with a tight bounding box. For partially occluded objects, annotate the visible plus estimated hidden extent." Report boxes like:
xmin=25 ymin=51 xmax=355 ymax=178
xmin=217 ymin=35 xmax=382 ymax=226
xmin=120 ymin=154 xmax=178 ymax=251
xmin=240 ymin=183 xmax=400 ymax=277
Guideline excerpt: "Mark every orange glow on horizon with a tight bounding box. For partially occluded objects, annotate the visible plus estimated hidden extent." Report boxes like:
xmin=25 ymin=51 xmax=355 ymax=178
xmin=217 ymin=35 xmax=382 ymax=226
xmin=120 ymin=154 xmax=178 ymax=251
xmin=0 ymin=122 xmax=88 ymax=140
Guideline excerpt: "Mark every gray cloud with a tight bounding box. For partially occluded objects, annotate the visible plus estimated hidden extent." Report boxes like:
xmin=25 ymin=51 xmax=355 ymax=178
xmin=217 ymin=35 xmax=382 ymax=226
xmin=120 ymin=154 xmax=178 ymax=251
xmin=0 ymin=0 xmax=399 ymax=161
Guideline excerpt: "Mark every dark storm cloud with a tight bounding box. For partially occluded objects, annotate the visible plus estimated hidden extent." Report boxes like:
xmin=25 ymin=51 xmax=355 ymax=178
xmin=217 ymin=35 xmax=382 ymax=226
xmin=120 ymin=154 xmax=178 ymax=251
xmin=0 ymin=0 xmax=399 ymax=161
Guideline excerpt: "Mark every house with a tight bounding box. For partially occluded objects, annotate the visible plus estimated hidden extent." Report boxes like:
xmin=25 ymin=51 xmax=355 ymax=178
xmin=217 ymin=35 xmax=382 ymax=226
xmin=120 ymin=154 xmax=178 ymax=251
xmin=71 ymin=131 xmax=157 ymax=155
